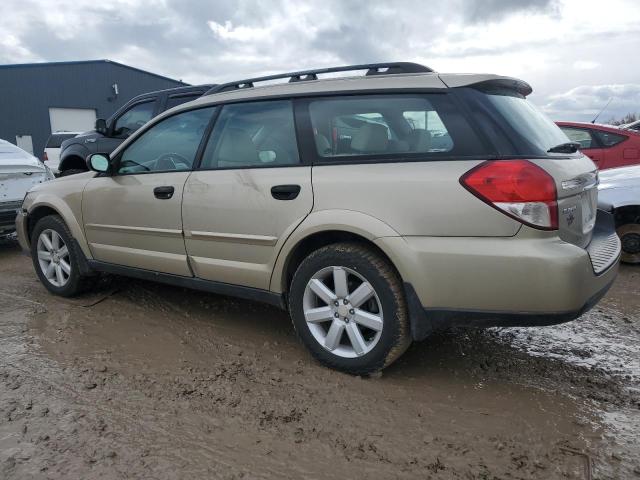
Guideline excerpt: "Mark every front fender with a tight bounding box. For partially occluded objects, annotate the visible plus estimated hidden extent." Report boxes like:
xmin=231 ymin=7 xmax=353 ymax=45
xmin=23 ymin=180 xmax=93 ymax=259
xmin=269 ymin=209 xmax=402 ymax=293
xmin=59 ymin=143 xmax=93 ymax=171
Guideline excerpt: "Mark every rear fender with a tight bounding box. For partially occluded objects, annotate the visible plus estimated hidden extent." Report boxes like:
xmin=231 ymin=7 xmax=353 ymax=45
xmin=269 ymin=209 xmax=402 ymax=293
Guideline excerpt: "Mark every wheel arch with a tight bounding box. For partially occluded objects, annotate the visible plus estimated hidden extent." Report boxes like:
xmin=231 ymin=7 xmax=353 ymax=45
xmin=59 ymin=146 xmax=90 ymax=173
xmin=26 ymin=198 xmax=92 ymax=259
xmin=270 ymin=210 xmax=404 ymax=295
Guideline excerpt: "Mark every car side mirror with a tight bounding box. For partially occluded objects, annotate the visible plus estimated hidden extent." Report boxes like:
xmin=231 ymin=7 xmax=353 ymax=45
xmin=95 ymin=118 xmax=108 ymax=135
xmin=87 ymin=153 xmax=111 ymax=173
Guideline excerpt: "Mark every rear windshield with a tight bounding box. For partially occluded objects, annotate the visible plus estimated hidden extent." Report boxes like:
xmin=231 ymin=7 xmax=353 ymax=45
xmin=460 ymin=88 xmax=573 ymax=157
xmin=46 ymin=133 xmax=78 ymax=148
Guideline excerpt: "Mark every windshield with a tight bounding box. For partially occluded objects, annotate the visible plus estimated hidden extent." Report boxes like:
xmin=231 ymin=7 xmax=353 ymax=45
xmin=462 ymin=88 xmax=573 ymax=157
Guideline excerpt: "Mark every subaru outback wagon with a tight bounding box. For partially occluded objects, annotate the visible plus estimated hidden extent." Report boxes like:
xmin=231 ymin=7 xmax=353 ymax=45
xmin=16 ymin=62 xmax=621 ymax=374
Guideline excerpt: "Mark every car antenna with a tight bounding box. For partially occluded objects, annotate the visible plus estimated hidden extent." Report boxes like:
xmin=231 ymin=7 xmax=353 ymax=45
xmin=591 ymin=97 xmax=613 ymax=124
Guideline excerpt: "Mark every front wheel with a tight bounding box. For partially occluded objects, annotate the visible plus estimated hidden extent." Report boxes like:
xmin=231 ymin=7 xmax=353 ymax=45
xmin=288 ymin=243 xmax=411 ymax=375
xmin=30 ymin=215 xmax=93 ymax=297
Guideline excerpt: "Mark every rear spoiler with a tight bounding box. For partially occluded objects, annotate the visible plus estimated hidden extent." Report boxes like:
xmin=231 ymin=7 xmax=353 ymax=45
xmin=438 ymin=74 xmax=533 ymax=97
xmin=469 ymin=78 xmax=533 ymax=97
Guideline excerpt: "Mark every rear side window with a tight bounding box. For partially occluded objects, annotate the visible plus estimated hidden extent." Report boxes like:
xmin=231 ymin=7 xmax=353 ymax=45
xmin=200 ymin=100 xmax=300 ymax=169
xmin=561 ymin=127 xmax=596 ymax=149
xmin=45 ymin=133 xmax=78 ymax=148
xmin=594 ymin=130 xmax=626 ymax=147
xmin=308 ymin=94 xmax=485 ymax=159
xmin=461 ymin=88 xmax=573 ymax=157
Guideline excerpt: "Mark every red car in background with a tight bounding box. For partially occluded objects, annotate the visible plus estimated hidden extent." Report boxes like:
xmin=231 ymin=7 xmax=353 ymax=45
xmin=556 ymin=121 xmax=640 ymax=170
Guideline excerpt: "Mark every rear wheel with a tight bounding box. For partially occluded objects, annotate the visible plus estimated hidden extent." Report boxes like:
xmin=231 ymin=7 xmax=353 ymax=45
xmin=289 ymin=243 xmax=411 ymax=374
xmin=617 ymin=223 xmax=640 ymax=264
xmin=30 ymin=215 xmax=94 ymax=296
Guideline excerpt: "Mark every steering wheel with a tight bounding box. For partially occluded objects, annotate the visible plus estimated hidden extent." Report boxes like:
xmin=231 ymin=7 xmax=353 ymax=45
xmin=154 ymin=152 xmax=189 ymax=171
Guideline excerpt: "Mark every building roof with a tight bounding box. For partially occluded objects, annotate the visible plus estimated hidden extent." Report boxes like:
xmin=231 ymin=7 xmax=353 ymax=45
xmin=0 ymin=59 xmax=188 ymax=86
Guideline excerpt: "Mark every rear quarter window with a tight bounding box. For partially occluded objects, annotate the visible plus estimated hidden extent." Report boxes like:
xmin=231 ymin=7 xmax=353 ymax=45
xmin=307 ymin=94 xmax=488 ymax=161
xmin=460 ymin=87 xmax=574 ymax=157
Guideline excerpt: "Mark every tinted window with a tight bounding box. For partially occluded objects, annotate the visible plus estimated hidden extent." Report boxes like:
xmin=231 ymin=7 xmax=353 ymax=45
xmin=113 ymin=101 xmax=155 ymax=137
xmin=308 ymin=95 xmax=482 ymax=159
xmin=462 ymin=88 xmax=572 ymax=157
xmin=118 ymin=107 xmax=215 ymax=174
xmin=561 ymin=127 xmax=595 ymax=149
xmin=200 ymin=100 xmax=299 ymax=169
xmin=45 ymin=133 xmax=78 ymax=148
xmin=594 ymin=130 xmax=626 ymax=147
xmin=165 ymin=94 xmax=202 ymax=110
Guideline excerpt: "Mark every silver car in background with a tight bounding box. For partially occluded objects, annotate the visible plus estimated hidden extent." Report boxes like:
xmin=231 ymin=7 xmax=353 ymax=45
xmin=1 ymin=139 xmax=54 ymax=235
xmin=598 ymin=164 xmax=640 ymax=263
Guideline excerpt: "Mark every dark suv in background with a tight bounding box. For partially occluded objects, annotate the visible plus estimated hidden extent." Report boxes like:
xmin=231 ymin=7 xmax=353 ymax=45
xmin=57 ymin=84 xmax=213 ymax=176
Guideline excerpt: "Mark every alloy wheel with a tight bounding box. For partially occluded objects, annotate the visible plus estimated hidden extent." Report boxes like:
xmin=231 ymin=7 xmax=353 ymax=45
xmin=37 ymin=229 xmax=71 ymax=287
xmin=303 ymin=266 xmax=383 ymax=358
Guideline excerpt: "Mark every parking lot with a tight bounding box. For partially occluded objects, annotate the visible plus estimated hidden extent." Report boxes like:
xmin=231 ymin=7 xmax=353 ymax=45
xmin=0 ymin=237 xmax=638 ymax=479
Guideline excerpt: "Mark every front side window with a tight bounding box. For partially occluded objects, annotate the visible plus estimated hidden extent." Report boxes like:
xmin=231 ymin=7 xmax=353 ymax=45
xmin=200 ymin=100 xmax=300 ymax=169
xmin=113 ymin=101 xmax=156 ymax=138
xmin=308 ymin=95 xmax=481 ymax=159
xmin=561 ymin=127 xmax=596 ymax=149
xmin=594 ymin=130 xmax=626 ymax=147
xmin=118 ymin=107 xmax=215 ymax=174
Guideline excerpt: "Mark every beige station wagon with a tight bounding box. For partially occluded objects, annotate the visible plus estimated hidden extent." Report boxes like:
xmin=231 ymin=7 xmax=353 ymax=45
xmin=16 ymin=62 xmax=621 ymax=374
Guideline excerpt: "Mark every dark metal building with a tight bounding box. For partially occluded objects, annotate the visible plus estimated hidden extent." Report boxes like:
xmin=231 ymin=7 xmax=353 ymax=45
xmin=0 ymin=60 xmax=187 ymax=158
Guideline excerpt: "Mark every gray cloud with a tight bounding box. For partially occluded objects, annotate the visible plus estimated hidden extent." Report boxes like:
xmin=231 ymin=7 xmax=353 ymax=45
xmin=462 ymin=0 xmax=560 ymax=22
xmin=0 ymin=0 xmax=638 ymax=121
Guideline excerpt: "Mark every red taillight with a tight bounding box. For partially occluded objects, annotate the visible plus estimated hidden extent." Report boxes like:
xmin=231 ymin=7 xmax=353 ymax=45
xmin=460 ymin=160 xmax=558 ymax=230
xmin=42 ymin=152 xmax=48 ymax=161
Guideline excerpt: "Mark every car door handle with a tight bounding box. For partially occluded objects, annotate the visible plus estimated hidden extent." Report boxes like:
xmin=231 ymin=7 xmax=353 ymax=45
xmin=153 ymin=186 xmax=175 ymax=199
xmin=271 ymin=184 xmax=301 ymax=200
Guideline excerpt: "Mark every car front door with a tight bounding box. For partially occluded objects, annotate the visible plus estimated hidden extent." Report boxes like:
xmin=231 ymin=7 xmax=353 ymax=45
xmin=182 ymin=100 xmax=312 ymax=290
xmin=83 ymin=106 xmax=216 ymax=275
xmin=561 ymin=126 xmax=604 ymax=167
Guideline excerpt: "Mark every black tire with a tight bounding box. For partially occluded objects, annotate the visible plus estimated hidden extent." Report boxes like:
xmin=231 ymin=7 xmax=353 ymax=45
xmin=30 ymin=215 xmax=94 ymax=297
xmin=617 ymin=223 xmax=640 ymax=264
xmin=288 ymin=242 xmax=411 ymax=375
xmin=58 ymin=168 xmax=87 ymax=177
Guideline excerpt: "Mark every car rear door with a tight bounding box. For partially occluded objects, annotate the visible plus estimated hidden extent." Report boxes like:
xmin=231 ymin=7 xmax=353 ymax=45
xmin=83 ymin=107 xmax=216 ymax=275
xmin=182 ymin=99 xmax=312 ymax=290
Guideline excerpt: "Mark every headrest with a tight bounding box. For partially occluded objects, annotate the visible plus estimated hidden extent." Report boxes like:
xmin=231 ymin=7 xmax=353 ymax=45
xmin=216 ymin=128 xmax=258 ymax=166
xmin=351 ymin=122 xmax=389 ymax=153
xmin=407 ymin=129 xmax=432 ymax=152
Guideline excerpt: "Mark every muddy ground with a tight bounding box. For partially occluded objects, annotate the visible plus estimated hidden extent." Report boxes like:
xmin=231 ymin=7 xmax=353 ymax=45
xmin=0 ymin=237 xmax=638 ymax=480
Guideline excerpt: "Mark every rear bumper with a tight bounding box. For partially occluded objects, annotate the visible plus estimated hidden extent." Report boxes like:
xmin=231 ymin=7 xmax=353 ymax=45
xmin=376 ymin=210 xmax=621 ymax=340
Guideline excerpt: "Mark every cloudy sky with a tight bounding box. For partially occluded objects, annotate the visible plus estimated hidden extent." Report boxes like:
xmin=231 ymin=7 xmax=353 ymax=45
xmin=1 ymin=0 xmax=638 ymax=122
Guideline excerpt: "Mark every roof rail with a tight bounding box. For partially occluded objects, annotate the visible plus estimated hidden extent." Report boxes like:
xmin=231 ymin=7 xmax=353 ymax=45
xmin=205 ymin=62 xmax=434 ymax=95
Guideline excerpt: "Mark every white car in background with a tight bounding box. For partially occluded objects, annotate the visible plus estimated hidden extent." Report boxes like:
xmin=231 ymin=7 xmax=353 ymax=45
xmin=43 ymin=132 xmax=81 ymax=174
xmin=1 ymin=139 xmax=54 ymax=236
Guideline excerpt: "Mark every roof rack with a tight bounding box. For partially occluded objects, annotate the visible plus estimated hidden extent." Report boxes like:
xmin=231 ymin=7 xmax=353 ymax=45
xmin=205 ymin=62 xmax=434 ymax=95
